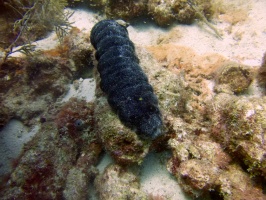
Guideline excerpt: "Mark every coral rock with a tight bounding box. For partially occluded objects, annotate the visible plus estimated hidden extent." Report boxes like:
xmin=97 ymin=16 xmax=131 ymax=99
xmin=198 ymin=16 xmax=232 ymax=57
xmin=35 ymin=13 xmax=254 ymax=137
xmin=94 ymin=96 xmax=150 ymax=165
xmin=94 ymin=164 xmax=147 ymax=200
xmin=214 ymin=62 xmax=254 ymax=94
xmin=178 ymin=159 xmax=220 ymax=197
xmin=210 ymin=93 xmax=266 ymax=178
xmin=217 ymin=165 xmax=265 ymax=200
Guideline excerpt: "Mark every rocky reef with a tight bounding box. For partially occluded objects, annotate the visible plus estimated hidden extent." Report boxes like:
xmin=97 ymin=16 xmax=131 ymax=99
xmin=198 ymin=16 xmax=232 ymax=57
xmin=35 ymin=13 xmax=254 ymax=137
xmin=94 ymin=164 xmax=147 ymax=199
xmin=143 ymin=40 xmax=266 ymax=199
xmin=0 ymin=0 xmax=71 ymax=64
xmin=0 ymin=1 xmax=266 ymax=199
xmin=69 ymin=0 xmax=218 ymax=26
xmin=0 ymin=23 xmax=100 ymax=199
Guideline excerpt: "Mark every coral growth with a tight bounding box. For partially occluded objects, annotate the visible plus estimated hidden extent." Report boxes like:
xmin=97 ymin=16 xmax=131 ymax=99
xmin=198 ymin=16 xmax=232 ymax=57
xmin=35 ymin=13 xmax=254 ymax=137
xmin=217 ymin=164 xmax=265 ymax=200
xmin=148 ymin=0 xmax=175 ymax=26
xmin=148 ymin=0 xmax=214 ymax=25
xmin=105 ymin=0 xmax=147 ymax=20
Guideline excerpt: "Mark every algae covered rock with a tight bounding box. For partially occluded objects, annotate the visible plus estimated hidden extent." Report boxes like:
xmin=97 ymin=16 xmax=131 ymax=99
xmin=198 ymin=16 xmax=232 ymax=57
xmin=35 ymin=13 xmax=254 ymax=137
xmin=144 ymin=42 xmax=266 ymax=199
xmin=178 ymin=159 xmax=220 ymax=197
xmin=94 ymin=95 xmax=150 ymax=165
xmin=63 ymin=167 xmax=89 ymax=200
xmin=0 ymin=55 xmax=72 ymax=126
xmin=72 ymin=0 xmax=216 ymax=26
xmin=210 ymin=93 xmax=266 ymax=178
xmin=217 ymin=165 xmax=265 ymax=200
xmin=148 ymin=0 xmax=175 ymax=26
xmin=0 ymin=122 xmax=77 ymax=199
xmin=168 ymin=134 xmax=231 ymax=197
xmin=214 ymin=62 xmax=254 ymax=94
xmin=0 ymin=103 xmax=101 ymax=199
xmin=257 ymin=52 xmax=266 ymax=91
xmin=104 ymin=0 xmax=148 ymax=20
xmin=94 ymin=164 xmax=147 ymax=200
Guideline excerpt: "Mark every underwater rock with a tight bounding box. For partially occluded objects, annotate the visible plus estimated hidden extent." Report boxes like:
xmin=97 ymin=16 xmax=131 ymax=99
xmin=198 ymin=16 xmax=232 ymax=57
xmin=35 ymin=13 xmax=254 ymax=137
xmin=168 ymin=134 xmax=231 ymax=197
xmin=25 ymin=55 xmax=72 ymax=98
xmin=0 ymin=56 xmax=72 ymax=126
xmin=94 ymin=95 xmax=150 ymax=165
xmin=94 ymin=164 xmax=147 ymax=200
xmin=72 ymin=0 xmax=215 ymax=26
xmin=168 ymin=134 xmax=231 ymax=169
xmin=1 ymin=27 xmax=93 ymax=126
xmin=63 ymin=144 xmax=101 ymax=200
xmin=0 ymin=113 xmax=101 ymax=199
xmin=91 ymin=20 xmax=163 ymax=139
xmin=214 ymin=62 xmax=254 ymax=94
xmin=104 ymin=0 xmax=148 ymax=20
xmin=0 ymin=122 xmax=77 ymax=199
xmin=147 ymin=0 xmax=175 ymax=26
xmin=257 ymin=52 xmax=266 ymax=91
xmin=210 ymin=93 xmax=266 ymax=178
xmin=144 ymin=42 xmax=266 ymax=199
xmin=178 ymin=159 xmax=220 ymax=197
xmin=63 ymin=167 xmax=89 ymax=200
xmin=217 ymin=164 xmax=265 ymax=200
xmin=167 ymin=129 xmax=266 ymax=199
xmin=55 ymin=98 xmax=94 ymax=143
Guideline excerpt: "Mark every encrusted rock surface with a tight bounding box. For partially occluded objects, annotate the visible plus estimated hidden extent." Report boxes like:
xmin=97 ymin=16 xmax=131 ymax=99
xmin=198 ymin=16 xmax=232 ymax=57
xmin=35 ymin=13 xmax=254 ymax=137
xmin=93 ymin=70 xmax=151 ymax=165
xmin=69 ymin=0 xmax=216 ymax=26
xmin=214 ymin=62 xmax=254 ymax=94
xmin=210 ymin=93 xmax=266 ymax=178
xmin=145 ymin=43 xmax=266 ymax=199
xmin=0 ymin=2 xmax=265 ymax=199
xmin=94 ymin=164 xmax=147 ymax=200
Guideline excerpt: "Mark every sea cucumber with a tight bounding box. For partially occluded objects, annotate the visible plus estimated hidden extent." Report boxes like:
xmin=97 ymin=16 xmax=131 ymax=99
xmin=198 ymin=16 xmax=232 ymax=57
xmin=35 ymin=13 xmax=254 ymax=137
xmin=90 ymin=20 xmax=162 ymax=139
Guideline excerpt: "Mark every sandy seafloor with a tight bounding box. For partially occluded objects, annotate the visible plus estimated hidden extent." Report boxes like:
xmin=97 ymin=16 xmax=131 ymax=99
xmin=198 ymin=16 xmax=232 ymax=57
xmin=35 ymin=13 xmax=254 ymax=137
xmin=1 ymin=0 xmax=266 ymax=199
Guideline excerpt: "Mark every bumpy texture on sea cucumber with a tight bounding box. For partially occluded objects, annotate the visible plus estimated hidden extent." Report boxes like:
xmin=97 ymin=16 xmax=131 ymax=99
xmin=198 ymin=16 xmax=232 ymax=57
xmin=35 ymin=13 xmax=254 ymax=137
xmin=90 ymin=20 xmax=163 ymax=139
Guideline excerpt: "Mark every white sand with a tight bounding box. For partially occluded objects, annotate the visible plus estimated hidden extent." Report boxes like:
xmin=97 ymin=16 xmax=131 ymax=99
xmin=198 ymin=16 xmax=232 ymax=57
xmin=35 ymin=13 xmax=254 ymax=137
xmin=140 ymin=152 xmax=192 ymax=199
xmin=62 ymin=78 xmax=95 ymax=102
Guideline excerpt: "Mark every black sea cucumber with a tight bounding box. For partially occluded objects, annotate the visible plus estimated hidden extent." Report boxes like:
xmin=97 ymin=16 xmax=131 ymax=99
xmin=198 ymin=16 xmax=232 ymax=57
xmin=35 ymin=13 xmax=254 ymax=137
xmin=90 ymin=20 xmax=162 ymax=139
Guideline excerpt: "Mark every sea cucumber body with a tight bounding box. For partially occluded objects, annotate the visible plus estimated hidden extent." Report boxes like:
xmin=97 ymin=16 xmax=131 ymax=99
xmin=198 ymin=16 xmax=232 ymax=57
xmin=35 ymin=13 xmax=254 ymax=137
xmin=90 ymin=20 xmax=162 ymax=139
